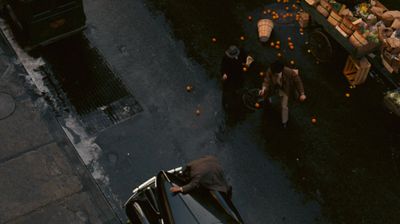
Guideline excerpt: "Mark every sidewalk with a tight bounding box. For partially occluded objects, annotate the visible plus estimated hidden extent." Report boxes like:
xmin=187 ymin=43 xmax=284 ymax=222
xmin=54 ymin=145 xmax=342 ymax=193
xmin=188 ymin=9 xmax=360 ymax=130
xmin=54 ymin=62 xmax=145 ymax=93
xmin=0 ymin=32 xmax=120 ymax=223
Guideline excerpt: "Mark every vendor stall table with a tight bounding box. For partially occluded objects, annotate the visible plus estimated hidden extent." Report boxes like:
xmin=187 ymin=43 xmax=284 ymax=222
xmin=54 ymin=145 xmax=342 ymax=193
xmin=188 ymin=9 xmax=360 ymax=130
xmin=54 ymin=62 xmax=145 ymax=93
xmin=301 ymin=1 xmax=380 ymax=60
xmin=301 ymin=0 xmax=399 ymax=89
xmin=301 ymin=0 xmax=400 ymax=116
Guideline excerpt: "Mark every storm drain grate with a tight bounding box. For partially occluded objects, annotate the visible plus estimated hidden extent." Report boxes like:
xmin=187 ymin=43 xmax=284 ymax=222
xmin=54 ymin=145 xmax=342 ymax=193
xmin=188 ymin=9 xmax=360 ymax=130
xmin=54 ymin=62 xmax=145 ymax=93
xmin=38 ymin=34 xmax=142 ymax=134
xmin=79 ymin=96 xmax=141 ymax=135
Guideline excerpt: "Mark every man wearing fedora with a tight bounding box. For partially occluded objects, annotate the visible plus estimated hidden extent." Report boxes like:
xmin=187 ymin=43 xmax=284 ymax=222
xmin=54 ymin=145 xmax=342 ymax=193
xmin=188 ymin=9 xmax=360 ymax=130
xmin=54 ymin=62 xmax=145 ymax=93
xmin=221 ymin=45 xmax=254 ymax=110
xmin=259 ymin=60 xmax=306 ymax=128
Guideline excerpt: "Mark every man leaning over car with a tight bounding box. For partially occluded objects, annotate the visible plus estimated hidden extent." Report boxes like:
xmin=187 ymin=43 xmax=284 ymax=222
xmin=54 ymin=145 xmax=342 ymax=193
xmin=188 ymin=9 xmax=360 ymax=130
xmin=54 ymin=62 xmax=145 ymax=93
xmin=170 ymin=155 xmax=231 ymax=198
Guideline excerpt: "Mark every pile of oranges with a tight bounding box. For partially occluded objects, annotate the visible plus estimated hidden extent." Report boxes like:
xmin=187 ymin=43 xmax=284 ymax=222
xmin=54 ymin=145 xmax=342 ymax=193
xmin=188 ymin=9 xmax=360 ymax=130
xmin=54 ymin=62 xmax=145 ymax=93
xmin=272 ymin=11 xmax=280 ymax=20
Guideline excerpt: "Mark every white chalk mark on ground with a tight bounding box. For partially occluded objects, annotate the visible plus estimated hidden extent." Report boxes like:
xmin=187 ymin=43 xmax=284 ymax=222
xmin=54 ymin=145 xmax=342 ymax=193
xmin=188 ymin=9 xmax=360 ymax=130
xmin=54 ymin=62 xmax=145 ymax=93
xmin=0 ymin=19 xmax=48 ymax=95
xmin=62 ymin=115 xmax=110 ymax=185
xmin=0 ymin=19 xmax=110 ymax=185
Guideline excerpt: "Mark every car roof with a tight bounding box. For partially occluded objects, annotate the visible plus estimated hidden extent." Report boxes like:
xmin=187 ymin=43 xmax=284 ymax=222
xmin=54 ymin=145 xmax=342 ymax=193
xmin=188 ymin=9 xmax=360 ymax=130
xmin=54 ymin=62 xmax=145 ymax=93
xmin=156 ymin=171 xmax=241 ymax=224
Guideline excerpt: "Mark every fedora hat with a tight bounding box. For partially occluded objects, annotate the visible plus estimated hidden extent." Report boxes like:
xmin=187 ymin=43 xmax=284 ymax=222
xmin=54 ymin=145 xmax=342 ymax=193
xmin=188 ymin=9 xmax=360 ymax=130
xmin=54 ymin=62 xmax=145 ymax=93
xmin=225 ymin=45 xmax=240 ymax=59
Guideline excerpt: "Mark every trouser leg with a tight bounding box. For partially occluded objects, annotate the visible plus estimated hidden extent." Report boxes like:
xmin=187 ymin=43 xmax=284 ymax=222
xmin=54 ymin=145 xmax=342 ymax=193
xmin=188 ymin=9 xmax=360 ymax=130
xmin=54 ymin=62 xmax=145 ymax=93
xmin=280 ymin=92 xmax=289 ymax=124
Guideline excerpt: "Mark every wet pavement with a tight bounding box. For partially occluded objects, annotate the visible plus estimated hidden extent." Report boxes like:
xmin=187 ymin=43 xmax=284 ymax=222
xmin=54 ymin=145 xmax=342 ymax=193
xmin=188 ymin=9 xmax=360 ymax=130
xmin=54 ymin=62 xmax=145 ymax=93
xmin=5 ymin=0 xmax=400 ymax=223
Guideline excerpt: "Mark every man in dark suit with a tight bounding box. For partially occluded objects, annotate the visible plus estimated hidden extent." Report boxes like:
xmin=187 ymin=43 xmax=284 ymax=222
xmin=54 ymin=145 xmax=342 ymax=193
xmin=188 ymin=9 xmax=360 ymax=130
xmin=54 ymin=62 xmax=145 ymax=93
xmin=259 ymin=60 xmax=306 ymax=128
xmin=221 ymin=45 xmax=254 ymax=110
xmin=170 ymin=155 xmax=231 ymax=196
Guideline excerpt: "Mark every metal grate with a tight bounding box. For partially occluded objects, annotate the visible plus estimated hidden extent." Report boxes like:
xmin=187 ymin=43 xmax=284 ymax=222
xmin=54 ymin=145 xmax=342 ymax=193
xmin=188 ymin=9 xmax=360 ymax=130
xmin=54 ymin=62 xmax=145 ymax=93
xmin=39 ymin=34 xmax=142 ymax=134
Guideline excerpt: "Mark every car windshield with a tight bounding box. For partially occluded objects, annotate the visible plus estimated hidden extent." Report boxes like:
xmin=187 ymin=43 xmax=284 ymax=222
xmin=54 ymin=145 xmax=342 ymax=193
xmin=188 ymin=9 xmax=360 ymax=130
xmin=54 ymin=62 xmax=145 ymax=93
xmin=157 ymin=171 xmax=241 ymax=224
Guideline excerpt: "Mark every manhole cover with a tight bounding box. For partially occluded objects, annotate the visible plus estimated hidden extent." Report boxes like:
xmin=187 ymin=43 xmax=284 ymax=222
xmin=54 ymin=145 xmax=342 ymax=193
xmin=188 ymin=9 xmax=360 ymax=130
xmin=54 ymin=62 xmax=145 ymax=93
xmin=0 ymin=92 xmax=15 ymax=120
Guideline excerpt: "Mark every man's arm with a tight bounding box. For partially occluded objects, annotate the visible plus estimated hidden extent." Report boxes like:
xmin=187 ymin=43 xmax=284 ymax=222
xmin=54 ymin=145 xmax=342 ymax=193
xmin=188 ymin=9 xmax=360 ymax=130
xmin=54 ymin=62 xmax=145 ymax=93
xmin=221 ymin=57 xmax=229 ymax=80
xmin=292 ymin=69 xmax=305 ymax=96
xmin=170 ymin=174 xmax=201 ymax=193
xmin=259 ymin=70 xmax=271 ymax=96
xmin=181 ymin=174 xmax=201 ymax=193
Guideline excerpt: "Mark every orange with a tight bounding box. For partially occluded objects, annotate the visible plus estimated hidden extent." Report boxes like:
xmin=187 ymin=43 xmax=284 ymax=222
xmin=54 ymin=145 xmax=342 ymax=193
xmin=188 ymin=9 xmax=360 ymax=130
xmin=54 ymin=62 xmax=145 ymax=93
xmin=311 ymin=118 xmax=317 ymax=124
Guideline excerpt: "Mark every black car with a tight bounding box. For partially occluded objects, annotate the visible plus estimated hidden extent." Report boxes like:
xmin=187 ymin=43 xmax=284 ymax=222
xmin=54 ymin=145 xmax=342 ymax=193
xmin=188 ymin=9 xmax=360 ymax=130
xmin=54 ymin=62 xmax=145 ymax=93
xmin=4 ymin=0 xmax=86 ymax=50
xmin=124 ymin=167 xmax=243 ymax=224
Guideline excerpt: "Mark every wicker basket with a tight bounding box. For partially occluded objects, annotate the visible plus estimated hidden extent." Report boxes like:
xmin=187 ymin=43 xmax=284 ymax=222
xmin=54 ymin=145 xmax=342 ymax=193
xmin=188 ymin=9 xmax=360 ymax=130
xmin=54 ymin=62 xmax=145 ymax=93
xmin=258 ymin=19 xmax=274 ymax=42
xmin=327 ymin=10 xmax=343 ymax=26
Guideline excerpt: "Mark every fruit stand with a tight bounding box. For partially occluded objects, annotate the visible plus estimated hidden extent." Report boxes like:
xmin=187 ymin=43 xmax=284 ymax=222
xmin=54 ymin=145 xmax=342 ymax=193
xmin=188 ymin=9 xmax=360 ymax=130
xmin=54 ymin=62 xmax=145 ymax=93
xmin=300 ymin=0 xmax=400 ymax=114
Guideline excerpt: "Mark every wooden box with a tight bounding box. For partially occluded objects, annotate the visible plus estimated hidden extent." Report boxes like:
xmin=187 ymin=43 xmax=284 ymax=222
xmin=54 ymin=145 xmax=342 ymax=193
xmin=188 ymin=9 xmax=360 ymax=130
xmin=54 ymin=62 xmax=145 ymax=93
xmin=342 ymin=56 xmax=371 ymax=85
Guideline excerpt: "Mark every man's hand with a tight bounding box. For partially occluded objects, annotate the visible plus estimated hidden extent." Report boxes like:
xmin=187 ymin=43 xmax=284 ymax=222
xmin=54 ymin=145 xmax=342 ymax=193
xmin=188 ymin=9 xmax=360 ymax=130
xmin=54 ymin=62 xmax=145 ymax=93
xmin=299 ymin=94 xmax=307 ymax=102
xmin=170 ymin=186 xmax=183 ymax=193
xmin=246 ymin=56 xmax=254 ymax=67
xmin=259 ymin=87 xmax=266 ymax=96
xmin=222 ymin=74 xmax=228 ymax=81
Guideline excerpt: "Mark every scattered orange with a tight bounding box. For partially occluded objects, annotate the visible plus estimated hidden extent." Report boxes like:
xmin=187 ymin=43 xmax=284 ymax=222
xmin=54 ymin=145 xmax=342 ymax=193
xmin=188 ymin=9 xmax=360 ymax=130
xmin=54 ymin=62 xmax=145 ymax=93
xmin=276 ymin=40 xmax=281 ymax=45
xmin=248 ymin=16 xmax=253 ymax=21
xmin=277 ymin=52 xmax=282 ymax=57
xmin=255 ymin=103 xmax=260 ymax=108
xmin=345 ymin=93 xmax=351 ymax=98
xmin=285 ymin=6 xmax=289 ymax=10
xmin=270 ymin=42 xmax=275 ymax=47
xmin=290 ymin=60 xmax=295 ymax=65
xmin=259 ymin=71 xmax=265 ymax=76
xmin=275 ymin=44 xmax=280 ymax=49
xmin=211 ymin=37 xmax=217 ymax=43
xmin=242 ymin=67 xmax=248 ymax=72
xmin=288 ymin=37 xmax=292 ymax=41
xmin=240 ymin=36 xmax=245 ymax=41
xmin=311 ymin=118 xmax=317 ymax=124
xmin=263 ymin=10 xmax=267 ymax=14
xmin=289 ymin=45 xmax=295 ymax=50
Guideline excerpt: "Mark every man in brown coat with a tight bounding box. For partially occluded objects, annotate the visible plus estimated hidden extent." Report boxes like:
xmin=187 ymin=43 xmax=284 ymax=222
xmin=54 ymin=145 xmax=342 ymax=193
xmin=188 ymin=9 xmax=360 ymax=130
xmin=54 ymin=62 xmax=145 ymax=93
xmin=170 ymin=155 xmax=230 ymax=196
xmin=259 ymin=60 xmax=306 ymax=128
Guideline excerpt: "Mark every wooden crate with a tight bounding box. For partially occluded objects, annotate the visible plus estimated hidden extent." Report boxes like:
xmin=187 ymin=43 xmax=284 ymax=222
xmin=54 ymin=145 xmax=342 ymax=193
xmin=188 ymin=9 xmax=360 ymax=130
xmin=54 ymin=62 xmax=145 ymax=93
xmin=342 ymin=56 xmax=371 ymax=85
